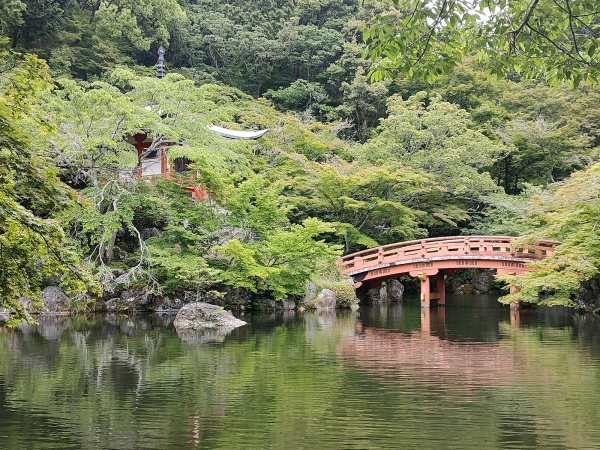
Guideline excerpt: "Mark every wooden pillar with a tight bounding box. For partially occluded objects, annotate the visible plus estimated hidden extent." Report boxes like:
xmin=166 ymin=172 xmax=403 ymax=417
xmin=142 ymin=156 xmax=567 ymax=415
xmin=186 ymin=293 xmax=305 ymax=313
xmin=509 ymin=285 xmax=520 ymax=310
xmin=418 ymin=273 xmax=430 ymax=308
xmin=435 ymin=274 xmax=446 ymax=306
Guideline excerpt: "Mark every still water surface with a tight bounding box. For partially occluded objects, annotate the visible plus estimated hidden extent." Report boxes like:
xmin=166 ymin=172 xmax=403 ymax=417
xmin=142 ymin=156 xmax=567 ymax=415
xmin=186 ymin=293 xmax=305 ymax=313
xmin=1 ymin=294 xmax=600 ymax=449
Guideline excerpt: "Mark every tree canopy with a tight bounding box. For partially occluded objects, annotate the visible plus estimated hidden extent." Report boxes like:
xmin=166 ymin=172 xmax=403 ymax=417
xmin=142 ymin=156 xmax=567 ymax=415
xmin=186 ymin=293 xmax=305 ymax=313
xmin=364 ymin=0 xmax=600 ymax=86
xmin=0 ymin=53 xmax=96 ymax=323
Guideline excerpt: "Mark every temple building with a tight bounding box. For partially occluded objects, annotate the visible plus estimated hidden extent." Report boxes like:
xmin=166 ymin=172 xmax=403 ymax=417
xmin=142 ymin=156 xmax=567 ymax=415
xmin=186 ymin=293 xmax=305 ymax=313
xmin=128 ymin=47 xmax=268 ymax=200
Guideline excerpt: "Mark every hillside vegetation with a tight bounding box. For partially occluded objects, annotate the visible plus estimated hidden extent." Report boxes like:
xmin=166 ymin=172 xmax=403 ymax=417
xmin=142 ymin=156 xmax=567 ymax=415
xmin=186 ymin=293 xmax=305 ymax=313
xmin=2 ymin=0 xmax=600 ymax=318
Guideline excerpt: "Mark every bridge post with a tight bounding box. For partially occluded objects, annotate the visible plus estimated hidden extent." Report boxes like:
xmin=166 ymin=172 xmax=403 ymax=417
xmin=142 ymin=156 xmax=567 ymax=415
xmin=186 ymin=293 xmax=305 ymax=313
xmin=509 ymin=285 xmax=521 ymax=310
xmin=435 ymin=273 xmax=446 ymax=306
xmin=418 ymin=273 xmax=431 ymax=308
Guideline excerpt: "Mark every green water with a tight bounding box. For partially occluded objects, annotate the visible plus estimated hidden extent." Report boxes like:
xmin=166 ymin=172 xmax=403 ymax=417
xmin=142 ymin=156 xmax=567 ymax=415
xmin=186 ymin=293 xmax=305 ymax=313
xmin=1 ymin=295 xmax=600 ymax=449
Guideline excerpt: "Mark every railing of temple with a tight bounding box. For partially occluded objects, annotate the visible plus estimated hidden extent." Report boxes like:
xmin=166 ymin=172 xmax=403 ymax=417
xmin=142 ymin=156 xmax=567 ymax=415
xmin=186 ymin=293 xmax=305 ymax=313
xmin=339 ymin=236 xmax=561 ymax=273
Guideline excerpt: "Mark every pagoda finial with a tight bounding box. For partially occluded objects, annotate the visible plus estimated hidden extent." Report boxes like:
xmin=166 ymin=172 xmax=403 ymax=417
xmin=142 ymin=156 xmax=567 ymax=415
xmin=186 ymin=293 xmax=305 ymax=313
xmin=156 ymin=46 xmax=166 ymax=79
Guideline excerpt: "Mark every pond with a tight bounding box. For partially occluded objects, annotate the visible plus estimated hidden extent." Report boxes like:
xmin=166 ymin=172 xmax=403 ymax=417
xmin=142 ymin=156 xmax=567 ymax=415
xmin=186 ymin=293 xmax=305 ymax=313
xmin=1 ymin=294 xmax=600 ymax=449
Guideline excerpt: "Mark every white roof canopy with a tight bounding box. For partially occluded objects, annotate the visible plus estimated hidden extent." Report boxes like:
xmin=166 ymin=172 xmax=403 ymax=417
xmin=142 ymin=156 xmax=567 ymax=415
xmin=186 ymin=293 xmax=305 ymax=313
xmin=207 ymin=125 xmax=269 ymax=140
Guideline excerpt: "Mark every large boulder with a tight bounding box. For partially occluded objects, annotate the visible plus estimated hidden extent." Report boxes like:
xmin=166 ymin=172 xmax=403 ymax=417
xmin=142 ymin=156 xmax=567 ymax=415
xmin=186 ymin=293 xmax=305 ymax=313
xmin=315 ymin=289 xmax=336 ymax=309
xmin=11 ymin=286 xmax=72 ymax=314
xmin=120 ymin=287 xmax=154 ymax=311
xmin=141 ymin=227 xmax=162 ymax=240
xmin=367 ymin=286 xmax=388 ymax=303
xmin=303 ymin=281 xmax=318 ymax=305
xmin=42 ymin=286 xmax=72 ymax=313
xmin=173 ymin=302 xmax=246 ymax=331
xmin=471 ymin=270 xmax=495 ymax=293
xmin=386 ymin=280 xmax=404 ymax=302
xmin=577 ymin=277 xmax=600 ymax=312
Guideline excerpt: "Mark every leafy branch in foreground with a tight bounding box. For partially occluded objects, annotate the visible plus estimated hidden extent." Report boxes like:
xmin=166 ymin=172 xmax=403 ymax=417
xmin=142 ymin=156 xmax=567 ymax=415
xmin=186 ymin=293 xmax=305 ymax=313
xmin=364 ymin=0 xmax=600 ymax=86
xmin=0 ymin=53 xmax=96 ymax=323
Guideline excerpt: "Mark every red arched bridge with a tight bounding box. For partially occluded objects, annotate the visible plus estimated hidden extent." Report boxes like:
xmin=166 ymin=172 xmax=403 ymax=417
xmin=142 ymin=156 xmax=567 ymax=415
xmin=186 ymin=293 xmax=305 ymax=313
xmin=339 ymin=236 xmax=560 ymax=308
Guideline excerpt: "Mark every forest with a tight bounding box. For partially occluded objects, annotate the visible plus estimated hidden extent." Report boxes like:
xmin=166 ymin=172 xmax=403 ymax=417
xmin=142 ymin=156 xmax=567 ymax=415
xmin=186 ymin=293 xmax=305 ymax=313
xmin=2 ymin=0 xmax=600 ymax=321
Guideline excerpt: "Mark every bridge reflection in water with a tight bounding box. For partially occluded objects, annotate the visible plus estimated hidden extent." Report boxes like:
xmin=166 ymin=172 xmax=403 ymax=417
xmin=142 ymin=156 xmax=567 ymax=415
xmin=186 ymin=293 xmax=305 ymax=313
xmin=341 ymin=302 xmax=537 ymax=390
xmin=340 ymin=236 xmax=560 ymax=309
xmin=343 ymin=318 xmax=520 ymax=389
xmin=420 ymin=304 xmax=532 ymax=334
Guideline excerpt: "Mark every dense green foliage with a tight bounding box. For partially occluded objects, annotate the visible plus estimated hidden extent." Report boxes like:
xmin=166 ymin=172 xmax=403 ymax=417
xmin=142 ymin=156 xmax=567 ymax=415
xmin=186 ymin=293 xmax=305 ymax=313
xmin=364 ymin=0 xmax=600 ymax=86
xmin=2 ymin=1 xmax=600 ymax=311
xmin=0 ymin=53 xmax=96 ymax=323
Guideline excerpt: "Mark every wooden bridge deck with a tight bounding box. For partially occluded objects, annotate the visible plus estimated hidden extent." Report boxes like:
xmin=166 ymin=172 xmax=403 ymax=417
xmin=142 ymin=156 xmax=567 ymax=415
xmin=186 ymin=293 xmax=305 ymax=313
xmin=339 ymin=236 xmax=560 ymax=308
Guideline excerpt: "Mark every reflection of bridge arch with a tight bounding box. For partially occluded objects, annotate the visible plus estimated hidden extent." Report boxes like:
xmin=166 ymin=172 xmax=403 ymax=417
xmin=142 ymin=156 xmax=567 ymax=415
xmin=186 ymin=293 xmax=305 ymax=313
xmin=341 ymin=319 xmax=522 ymax=389
xmin=340 ymin=236 xmax=560 ymax=308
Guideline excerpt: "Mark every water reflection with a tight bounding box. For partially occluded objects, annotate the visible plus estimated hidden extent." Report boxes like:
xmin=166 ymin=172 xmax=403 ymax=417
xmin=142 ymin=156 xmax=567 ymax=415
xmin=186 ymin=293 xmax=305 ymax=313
xmin=1 ymin=299 xmax=600 ymax=448
xmin=342 ymin=317 xmax=521 ymax=388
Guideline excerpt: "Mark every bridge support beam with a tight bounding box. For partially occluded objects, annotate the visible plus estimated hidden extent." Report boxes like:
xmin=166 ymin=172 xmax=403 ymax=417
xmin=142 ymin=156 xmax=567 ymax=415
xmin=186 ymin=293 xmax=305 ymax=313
xmin=417 ymin=271 xmax=446 ymax=308
xmin=435 ymin=274 xmax=446 ymax=306
xmin=418 ymin=273 xmax=431 ymax=308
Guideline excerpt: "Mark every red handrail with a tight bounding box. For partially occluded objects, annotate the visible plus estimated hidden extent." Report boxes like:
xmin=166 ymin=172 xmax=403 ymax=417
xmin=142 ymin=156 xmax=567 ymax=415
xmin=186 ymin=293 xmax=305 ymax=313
xmin=340 ymin=236 xmax=560 ymax=273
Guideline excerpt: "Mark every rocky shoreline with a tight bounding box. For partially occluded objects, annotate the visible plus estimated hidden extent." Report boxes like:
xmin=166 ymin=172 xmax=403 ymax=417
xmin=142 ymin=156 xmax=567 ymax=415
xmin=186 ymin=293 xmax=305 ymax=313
xmin=0 ymin=279 xmax=362 ymax=320
xmin=4 ymin=269 xmax=599 ymax=321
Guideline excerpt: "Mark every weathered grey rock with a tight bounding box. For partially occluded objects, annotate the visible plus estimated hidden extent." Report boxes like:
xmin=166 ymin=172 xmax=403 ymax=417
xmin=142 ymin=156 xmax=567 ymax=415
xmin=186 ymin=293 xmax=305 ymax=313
xmin=386 ymin=279 xmax=404 ymax=302
xmin=120 ymin=287 xmax=154 ymax=311
xmin=220 ymin=286 xmax=253 ymax=308
xmin=282 ymin=298 xmax=296 ymax=310
xmin=15 ymin=295 xmax=37 ymax=313
xmin=261 ymin=300 xmax=278 ymax=311
xmin=577 ymin=277 xmax=600 ymax=312
xmin=446 ymin=277 xmax=463 ymax=293
xmin=315 ymin=289 xmax=336 ymax=309
xmin=42 ymin=286 xmax=72 ymax=313
xmin=456 ymin=284 xmax=476 ymax=294
xmin=104 ymin=298 xmax=120 ymax=312
xmin=173 ymin=302 xmax=246 ymax=331
xmin=303 ymin=281 xmax=318 ymax=306
xmin=153 ymin=295 xmax=183 ymax=312
xmin=111 ymin=245 xmax=129 ymax=261
xmin=141 ymin=227 xmax=162 ymax=241
xmin=472 ymin=270 xmax=495 ymax=293
xmin=367 ymin=286 xmax=388 ymax=304
xmin=207 ymin=226 xmax=259 ymax=246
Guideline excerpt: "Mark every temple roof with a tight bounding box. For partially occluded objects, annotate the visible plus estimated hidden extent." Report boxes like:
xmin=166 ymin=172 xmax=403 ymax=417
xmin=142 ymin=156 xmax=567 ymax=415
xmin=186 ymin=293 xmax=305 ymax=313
xmin=207 ymin=125 xmax=269 ymax=140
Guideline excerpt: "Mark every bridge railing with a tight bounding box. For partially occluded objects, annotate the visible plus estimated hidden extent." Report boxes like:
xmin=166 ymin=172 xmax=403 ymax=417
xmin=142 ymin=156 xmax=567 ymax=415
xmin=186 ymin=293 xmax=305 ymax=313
xmin=340 ymin=236 xmax=560 ymax=273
